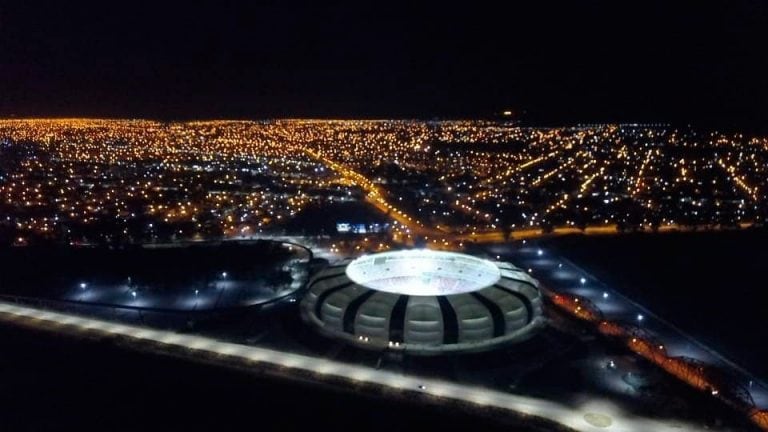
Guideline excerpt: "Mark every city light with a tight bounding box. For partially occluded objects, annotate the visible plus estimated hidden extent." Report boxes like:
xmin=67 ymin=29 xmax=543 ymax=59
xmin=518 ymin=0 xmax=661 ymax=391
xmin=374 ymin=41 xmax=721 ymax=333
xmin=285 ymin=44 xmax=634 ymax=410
xmin=0 ymin=119 xmax=766 ymax=432
xmin=3 ymin=4 xmax=768 ymax=431
xmin=0 ymin=120 xmax=764 ymax=249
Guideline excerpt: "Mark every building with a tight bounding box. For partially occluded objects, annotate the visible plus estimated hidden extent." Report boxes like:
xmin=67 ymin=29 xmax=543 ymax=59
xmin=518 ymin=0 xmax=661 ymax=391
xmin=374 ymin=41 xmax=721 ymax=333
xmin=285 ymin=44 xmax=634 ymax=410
xmin=301 ymin=250 xmax=545 ymax=355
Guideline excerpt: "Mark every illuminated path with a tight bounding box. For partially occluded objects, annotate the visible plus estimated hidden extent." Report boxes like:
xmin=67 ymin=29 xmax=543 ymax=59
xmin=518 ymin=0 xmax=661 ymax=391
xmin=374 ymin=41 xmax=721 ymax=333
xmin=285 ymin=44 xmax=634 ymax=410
xmin=450 ymin=222 xmax=757 ymax=244
xmin=510 ymin=245 xmax=768 ymax=419
xmin=304 ymin=149 xmax=435 ymax=237
xmin=0 ymin=300 xmax=706 ymax=432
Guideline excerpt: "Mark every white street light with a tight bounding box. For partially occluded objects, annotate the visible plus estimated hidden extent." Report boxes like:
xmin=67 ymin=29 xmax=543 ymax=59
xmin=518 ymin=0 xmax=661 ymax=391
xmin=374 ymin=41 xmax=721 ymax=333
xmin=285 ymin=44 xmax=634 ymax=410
xmin=580 ymin=277 xmax=586 ymax=284
xmin=637 ymin=314 xmax=644 ymax=322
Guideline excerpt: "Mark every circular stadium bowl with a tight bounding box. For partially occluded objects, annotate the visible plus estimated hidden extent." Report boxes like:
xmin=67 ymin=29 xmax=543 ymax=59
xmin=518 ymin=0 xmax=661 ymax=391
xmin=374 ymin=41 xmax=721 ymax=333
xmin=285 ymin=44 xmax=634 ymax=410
xmin=300 ymin=250 xmax=545 ymax=355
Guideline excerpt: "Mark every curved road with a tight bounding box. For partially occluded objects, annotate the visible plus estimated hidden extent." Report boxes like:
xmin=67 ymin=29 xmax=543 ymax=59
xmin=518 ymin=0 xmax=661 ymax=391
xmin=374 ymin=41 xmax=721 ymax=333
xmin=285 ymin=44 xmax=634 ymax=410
xmin=0 ymin=300 xmax=708 ymax=432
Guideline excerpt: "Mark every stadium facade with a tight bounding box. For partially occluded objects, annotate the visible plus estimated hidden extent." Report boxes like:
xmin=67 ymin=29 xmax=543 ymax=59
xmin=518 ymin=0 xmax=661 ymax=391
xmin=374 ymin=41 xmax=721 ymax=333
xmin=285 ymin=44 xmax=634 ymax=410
xmin=301 ymin=250 xmax=545 ymax=355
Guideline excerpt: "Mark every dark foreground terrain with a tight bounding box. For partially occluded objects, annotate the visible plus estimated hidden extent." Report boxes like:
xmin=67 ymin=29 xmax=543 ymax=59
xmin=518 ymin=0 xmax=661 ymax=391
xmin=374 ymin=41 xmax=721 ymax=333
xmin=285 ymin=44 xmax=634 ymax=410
xmin=0 ymin=323 xmax=543 ymax=432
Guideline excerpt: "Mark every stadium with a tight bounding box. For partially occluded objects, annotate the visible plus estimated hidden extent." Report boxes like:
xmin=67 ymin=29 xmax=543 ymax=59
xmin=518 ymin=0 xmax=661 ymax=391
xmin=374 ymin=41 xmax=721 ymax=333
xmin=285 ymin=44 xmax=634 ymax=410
xmin=301 ymin=250 xmax=545 ymax=355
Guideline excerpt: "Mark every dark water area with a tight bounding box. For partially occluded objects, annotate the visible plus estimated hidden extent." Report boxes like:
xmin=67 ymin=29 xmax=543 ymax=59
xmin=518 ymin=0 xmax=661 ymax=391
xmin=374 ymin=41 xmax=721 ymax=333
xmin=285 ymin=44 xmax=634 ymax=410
xmin=545 ymin=229 xmax=768 ymax=380
xmin=0 ymin=324 xmax=539 ymax=432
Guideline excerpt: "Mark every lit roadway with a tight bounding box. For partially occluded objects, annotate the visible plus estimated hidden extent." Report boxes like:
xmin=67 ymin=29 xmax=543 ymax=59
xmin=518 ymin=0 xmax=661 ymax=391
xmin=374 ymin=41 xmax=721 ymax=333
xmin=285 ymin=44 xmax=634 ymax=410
xmin=305 ymin=149 xmax=620 ymax=242
xmin=303 ymin=149 xmax=757 ymax=246
xmin=0 ymin=300 xmax=706 ymax=432
xmin=304 ymin=149 xmax=433 ymax=236
xmin=428 ymin=222 xmax=756 ymax=244
xmin=509 ymin=245 xmax=768 ymax=411
xmin=454 ymin=224 xmax=672 ymax=243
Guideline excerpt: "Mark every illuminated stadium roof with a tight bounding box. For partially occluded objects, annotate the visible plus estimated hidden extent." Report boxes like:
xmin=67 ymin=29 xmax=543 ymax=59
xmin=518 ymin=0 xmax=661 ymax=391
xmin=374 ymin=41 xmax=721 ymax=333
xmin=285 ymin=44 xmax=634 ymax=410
xmin=345 ymin=250 xmax=502 ymax=296
xmin=301 ymin=250 xmax=544 ymax=355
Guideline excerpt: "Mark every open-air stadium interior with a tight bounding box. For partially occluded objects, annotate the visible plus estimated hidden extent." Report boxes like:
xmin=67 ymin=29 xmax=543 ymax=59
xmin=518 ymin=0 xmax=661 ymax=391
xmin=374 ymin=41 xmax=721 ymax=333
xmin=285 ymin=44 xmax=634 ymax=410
xmin=345 ymin=250 xmax=502 ymax=296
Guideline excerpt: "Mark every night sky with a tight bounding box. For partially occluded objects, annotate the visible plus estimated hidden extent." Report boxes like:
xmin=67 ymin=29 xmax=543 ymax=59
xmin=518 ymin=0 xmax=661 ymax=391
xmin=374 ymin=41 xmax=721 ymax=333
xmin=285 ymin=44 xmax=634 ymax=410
xmin=1 ymin=1 xmax=767 ymax=130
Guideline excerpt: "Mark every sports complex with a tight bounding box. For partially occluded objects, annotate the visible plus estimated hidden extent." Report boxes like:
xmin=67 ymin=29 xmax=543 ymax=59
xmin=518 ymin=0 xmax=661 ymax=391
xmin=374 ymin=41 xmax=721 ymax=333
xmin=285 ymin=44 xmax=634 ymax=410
xmin=1 ymin=241 xmax=767 ymax=431
xmin=301 ymin=250 xmax=545 ymax=354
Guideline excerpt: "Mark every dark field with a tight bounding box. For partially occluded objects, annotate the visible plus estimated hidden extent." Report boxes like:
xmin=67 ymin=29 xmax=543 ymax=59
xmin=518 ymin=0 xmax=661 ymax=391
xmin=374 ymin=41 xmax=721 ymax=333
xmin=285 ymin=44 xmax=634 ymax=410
xmin=282 ymin=201 xmax=388 ymax=235
xmin=0 ymin=241 xmax=297 ymax=296
xmin=546 ymin=229 xmax=768 ymax=380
